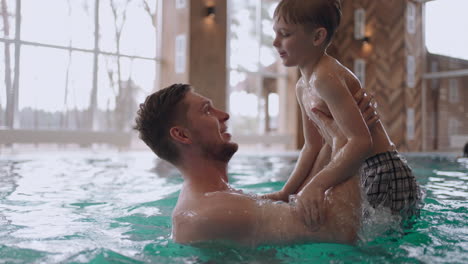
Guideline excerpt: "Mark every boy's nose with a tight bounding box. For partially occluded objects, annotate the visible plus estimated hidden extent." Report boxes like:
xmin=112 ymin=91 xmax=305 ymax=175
xmin=273 ymin=37 xmax=279 ymax=48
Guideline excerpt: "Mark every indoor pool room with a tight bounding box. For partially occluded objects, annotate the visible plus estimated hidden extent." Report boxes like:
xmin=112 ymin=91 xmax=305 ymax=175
xmin=1 ymin=0 xmax=468 ymax=263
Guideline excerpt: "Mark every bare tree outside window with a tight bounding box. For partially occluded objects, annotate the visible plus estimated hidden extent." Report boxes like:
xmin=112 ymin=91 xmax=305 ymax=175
xmin=0 ymin=0 xmax=160 ymax=147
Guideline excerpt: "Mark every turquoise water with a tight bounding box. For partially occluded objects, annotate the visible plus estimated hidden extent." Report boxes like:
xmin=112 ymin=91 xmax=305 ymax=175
xmin=0 ymin=151 xmax=467 ymax=263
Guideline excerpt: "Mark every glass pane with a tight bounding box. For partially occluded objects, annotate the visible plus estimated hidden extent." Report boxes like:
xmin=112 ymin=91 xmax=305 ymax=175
xmin=100 ymin=0 xmax=122 ymax=53
xmin=228 ymin=0 xmax=260 ymax=72
xmin=64 ymin=51 xmax=94 ymax=112
xmin=22 ymin=0 xmax=95 ymax=49
xmin=97 ymin=55 xmax=156 ymax=131
xmin=260 ymin=0 xmax=285 ymax=74
xmin=98 ymin=55 xmax=156 ymax=110
xmin=100 ymin=0 xmax=157 ymax=57
xmin=229 ymin=70 xmax=262 ymax=135
xmin=97 ymin=55 xmax=119 ymax=112
xmin=19 ymin=46 xmax=66 ymax=112
xmin=60 ymin=51 xmax=94 ymax=129
xmin=119 ymin=0 xmax=157 ymax=57
xmin=0 ymin=0 xmax=16 ymax=39
xmin=263 ymin=77 xmax=278 ymax=132
xmin=127 ymin=58 xmax=157 ymax=103
xmin=19 ymin=46 xmax=73 ymax=129
xmin=268 ymin=92 xmax=279 ymax=131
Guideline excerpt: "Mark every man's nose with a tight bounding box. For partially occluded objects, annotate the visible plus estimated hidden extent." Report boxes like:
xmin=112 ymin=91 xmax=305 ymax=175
xmin=218 ymin=110 xmax=229 ymax=122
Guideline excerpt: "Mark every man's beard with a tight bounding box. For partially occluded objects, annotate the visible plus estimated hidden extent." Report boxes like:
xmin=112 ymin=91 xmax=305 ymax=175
xmin=202 ymin=141 xmax=238 ymax=162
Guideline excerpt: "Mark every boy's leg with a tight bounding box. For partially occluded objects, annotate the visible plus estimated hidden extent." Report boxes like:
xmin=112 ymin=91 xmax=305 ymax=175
xmin=296 ymin=144 xmax=332 ymax=193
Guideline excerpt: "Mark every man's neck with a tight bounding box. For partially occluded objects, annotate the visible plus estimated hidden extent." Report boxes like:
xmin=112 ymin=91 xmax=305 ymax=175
xmin=179 ymin=158 xmax=231 ymax=193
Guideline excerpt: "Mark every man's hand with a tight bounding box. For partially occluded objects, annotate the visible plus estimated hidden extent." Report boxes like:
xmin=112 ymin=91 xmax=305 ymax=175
xmin=311 ymin=90 xmax=379 ymax=146
xmin=354 ymin=89 xmax=380 ymax=129
xmin=261 ymin=190 xmax=289 ymax=202
xmin=296 ymin=180 xmax=327 ymax=229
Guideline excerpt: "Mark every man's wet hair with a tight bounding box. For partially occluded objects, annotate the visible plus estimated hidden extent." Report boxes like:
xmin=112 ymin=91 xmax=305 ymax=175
xmin=134 ymin=83 xmax=192 ymax=164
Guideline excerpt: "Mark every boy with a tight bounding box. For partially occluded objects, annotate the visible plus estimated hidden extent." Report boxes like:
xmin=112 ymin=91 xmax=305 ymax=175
xmin=264 ymin=0 xmax=421 ymax=223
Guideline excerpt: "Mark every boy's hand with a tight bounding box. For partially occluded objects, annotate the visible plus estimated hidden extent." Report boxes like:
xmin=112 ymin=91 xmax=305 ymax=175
xmin=296 ymin=181 xmax=327 ymax=229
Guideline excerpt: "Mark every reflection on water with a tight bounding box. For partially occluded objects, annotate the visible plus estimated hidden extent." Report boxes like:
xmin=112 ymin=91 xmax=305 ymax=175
xmin=0 ymin=151 xmax=466 ymax=263
xmin=0 ymin=151 xmax=180 ymax=263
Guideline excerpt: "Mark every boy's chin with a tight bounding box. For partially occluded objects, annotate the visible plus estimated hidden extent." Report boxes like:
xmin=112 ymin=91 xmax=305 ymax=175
xmin=281 ymin=59 xmax=296 ymax=67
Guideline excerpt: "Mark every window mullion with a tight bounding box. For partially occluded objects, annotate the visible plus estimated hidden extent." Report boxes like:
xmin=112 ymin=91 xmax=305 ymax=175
xmin=89 ymin=0 xmax=100 ymax=130
xmin=11 ymin=0 xmax=21 ymax=128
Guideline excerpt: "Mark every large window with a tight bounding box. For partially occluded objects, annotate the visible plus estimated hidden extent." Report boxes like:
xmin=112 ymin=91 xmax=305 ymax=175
xmin=227 ymin=0 xmax=294 ymax=149
xmin=0 ymin=0 xmax=160 ymax=131
xmin=424 ymin=0 xmax=468 ymax=150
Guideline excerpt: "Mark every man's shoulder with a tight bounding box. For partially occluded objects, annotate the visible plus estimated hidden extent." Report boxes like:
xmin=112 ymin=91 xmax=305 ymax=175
xmin=175 ymin=191 xmax=258 ymax=217
xmin=172 ymin=191 xmax=259 ymax=244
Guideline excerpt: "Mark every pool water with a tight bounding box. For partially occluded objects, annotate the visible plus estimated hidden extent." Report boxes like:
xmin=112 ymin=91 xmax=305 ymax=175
xmin=0 ymin=151 xmax=467 ymax=263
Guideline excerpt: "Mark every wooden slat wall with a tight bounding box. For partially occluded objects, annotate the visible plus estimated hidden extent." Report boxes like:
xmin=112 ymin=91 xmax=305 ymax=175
xmin=404 ymin=0 xmax=425 ymax=151
xmin=328 ymin=0 xmax=424 ymax=151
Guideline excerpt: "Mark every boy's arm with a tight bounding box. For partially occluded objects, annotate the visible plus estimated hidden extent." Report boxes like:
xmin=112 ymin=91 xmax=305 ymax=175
xmin=264 ymin=89 xmax=377 ymax=202
xmin=299 ymin=74 xmax=373 ymax=226
xmin=296 ymin=90 xmax=378 ymax=192
xmin=263 ymin=92 xmax=324 ymax=202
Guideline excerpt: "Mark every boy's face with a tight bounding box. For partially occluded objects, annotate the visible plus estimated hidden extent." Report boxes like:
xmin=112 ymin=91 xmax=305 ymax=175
xmin=272 ymin=17 xmax=317 ymax=67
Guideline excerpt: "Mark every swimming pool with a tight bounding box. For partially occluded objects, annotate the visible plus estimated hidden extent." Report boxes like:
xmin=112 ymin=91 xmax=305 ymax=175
xmin=0 ymin=151 xmax=467 ymax=263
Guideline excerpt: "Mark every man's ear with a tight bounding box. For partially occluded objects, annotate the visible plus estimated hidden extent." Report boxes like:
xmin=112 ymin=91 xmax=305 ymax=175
xmin=313 ymin=27 xmax=328 ymax=46
xmin=169 ymin=126 xmax=191 ymax=144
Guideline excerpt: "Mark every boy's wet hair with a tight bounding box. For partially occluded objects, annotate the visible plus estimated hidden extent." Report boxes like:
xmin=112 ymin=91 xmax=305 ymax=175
xmin=274 ymin=0 xmax=342 ymax=46
xmin=134 ymin=83 xmax=192 ymax=164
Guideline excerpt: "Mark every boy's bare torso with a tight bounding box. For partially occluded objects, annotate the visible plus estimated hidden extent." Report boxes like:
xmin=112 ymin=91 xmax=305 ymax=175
xmin=297 ymin=55 xmax=394 ymax=155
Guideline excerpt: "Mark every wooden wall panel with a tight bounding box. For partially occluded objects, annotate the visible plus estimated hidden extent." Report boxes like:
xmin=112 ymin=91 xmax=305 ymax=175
xmin=160 ymin=0 xmax=228 ymax=111
xmin=404 ymin=0 xmax=425 ymax=151
xmin=329 ymin=0 xmax=424 ymax=151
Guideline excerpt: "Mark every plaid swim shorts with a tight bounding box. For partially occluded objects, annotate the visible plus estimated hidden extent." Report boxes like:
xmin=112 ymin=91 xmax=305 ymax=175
xmin=360 ymin=151 xmax=422 ymax=215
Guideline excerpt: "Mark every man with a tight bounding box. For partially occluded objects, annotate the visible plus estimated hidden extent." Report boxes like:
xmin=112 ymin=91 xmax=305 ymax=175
xmin=134 ymin=83 xmax=378 ymax=246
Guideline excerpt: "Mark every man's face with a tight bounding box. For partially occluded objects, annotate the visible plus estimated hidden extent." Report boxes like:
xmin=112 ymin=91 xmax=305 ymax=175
xmin=183 ymin=91 xmax=238 ymax=162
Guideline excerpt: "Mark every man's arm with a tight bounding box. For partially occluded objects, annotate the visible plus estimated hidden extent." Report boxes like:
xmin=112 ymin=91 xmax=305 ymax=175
xmin=173 ymin=190 xmax=357 ymax=246
xmin=173 ymin=192 xmax=309 ymax=246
